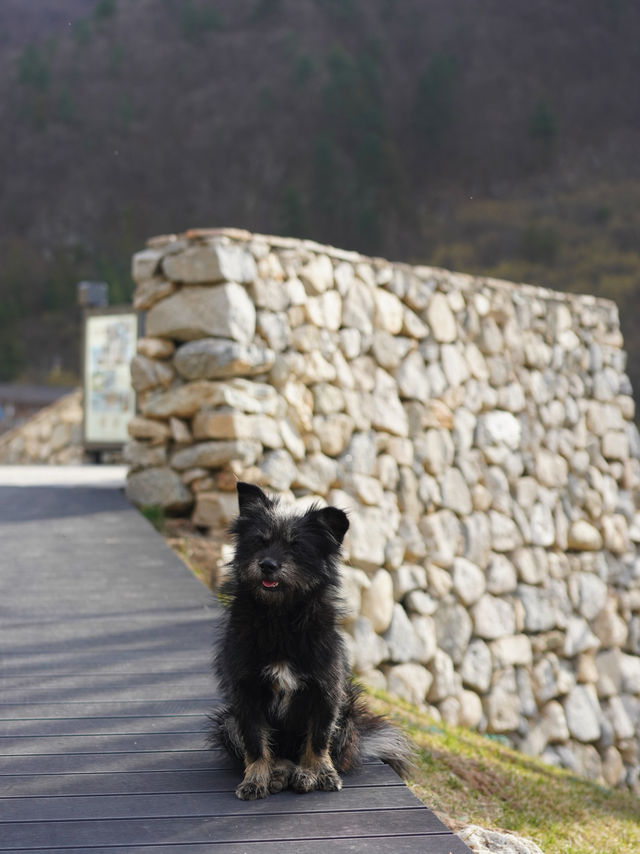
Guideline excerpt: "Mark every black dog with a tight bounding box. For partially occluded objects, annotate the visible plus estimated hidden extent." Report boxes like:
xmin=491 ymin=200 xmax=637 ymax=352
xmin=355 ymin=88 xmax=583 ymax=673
xmin=211 ymin=482 xmax=412 ymax=800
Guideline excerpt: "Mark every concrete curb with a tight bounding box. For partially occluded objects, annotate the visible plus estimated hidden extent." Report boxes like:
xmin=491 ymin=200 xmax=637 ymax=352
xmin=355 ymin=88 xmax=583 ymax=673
xmin=0 ymin=465 xmax=128 ymax=488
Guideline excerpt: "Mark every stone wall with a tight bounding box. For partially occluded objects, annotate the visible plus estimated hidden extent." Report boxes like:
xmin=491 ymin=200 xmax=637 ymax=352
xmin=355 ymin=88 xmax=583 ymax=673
xmin=126 ymin=227 xmax=640 ymax=792
xmin=0 ymin=389 xmax=85 ymax=464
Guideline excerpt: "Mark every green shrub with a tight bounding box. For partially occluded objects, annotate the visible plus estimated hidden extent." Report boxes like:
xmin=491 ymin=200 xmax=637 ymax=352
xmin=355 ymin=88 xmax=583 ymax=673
xmin=57 ymin=88 xmax=76 ymax=125
xmin=257 ymin=85 xmax=275 ymax=111
xmin=315 ymin=0 xmax=359 ymax=22
xmin=93 ymin=0 xmax=118 ymax=21
xmin=279 ymin=186 xmax=307 ymax=238
xmin=0 ymin=330 xmax=25 ymax=381
xmin=118 ymin=94 xmax=134 ymax=129
xmin=519 ymin=222 xmax=561 ymax=265
xmin=294 ymin=54 xmax=314 ymax=87
xmin=179 ymin=1 xmax=223 ymax=42
xmin=18 ymin=44 xmax=50 ymax=92
xmin=109 ymin=44 xmax=126 ymax=75
xmin=413 ymin=53 xmax=459 ymax=147
xmin=140 ymin=505 xmax=166 ymax=531
xmin=528 ymin=97 xmax=557 ymax=165
xmin=252 ymin=0 xmax=283 ymax=21
xmin=72 ymin=19 xmax=92 ymax=47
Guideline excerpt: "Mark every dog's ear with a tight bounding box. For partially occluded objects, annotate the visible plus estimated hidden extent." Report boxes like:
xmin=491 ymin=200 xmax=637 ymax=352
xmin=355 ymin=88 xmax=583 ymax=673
xmin=314 ymin=506 xmax=349 ymax=545
xmin=236 ymin=482 xmax=270 ymax=513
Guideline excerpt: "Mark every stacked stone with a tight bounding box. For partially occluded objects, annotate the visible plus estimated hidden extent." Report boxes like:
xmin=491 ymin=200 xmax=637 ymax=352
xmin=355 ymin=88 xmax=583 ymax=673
xmin=127 ymin=227 xmax=640 ymax=791
xmin=0 ymin=389 xmax=84 ymax=464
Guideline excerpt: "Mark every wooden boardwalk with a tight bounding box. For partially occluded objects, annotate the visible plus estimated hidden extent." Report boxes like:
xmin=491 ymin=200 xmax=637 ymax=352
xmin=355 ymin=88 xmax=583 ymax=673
xmin=0 ymin=480 xmax=471 ymax=853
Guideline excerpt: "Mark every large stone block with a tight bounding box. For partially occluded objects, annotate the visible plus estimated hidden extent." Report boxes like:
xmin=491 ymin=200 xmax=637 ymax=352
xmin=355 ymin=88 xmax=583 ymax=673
xmin=385 ymin=663 xmax=433 ymax=706
xmin=360 ymin=569 xmax=394 ymax=633
xmin=174 ymin=339 xmax=274 ymax=380
xmin=192 ymin=410 xmax=282 ymax=449
xmin=564 ymin=684 xmax=602 ymax=743
xmin=427 ymin=649 xmax=461 ymax=702
xmin=459 ymin=826 xmax=544 ymax=854
xmin=434 ymin=600 xmax=472 ymax=664
xmin=170 ymin=439 xmax=261 ymax=470
xmin=299 ymin=253 xmax=334 ymax=294
xmin=373 ymin=288 xmax=404 ymax=335
xmin=124 ymin=440 xmax=167 ymax=470
xmin=130 ymin=354 xmax=174 ymax=392
xmin=146 ymin=283 xmax=256 ymax=342
xmin=485 ymin=668 xmax=521 ymax=732
xmin=350 ymin=616 xmax=388 ymax=672
xmin=133 ymin=278 xmax=176 ymax=310
xmin=384 ymin=603 xmax=421 ymax=663
xmin=461 ymin=638 xmax=492 ymax=693
xmin=192 ymin=491 xmax=239 ymax=528
xmin=342 ymin=278 xmax=375 ymax=334
xmin=426 ymin=292 xmax=457 ymax=343
xmin=142 ymin=378 xmax=280 ymax=419
xmin=126 ymin=467 xmax=192 ymax=512
xmin=517 ymin=584 xmax=557 ymax=633
xmin=127 ymin=415 xmax=171 ymax=445
xmin=132 ymin=248 xmax=163 ymax=283
xmin=162 ymin=243 xmax=257 ymax=284
xmin=346 ymin=507 xmax=389 ymax=571
xmin=568 ymin=520 xmax=604 ymax=551
xmin=339 ymin=565 xmax=370 ymax=622
xmin=472 ymin=594 xmax=516 ymax=639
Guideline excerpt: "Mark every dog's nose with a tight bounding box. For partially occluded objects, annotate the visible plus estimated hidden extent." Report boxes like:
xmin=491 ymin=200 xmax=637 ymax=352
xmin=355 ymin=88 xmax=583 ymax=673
xmin=259 ymin=557 xmax=279 ymax=576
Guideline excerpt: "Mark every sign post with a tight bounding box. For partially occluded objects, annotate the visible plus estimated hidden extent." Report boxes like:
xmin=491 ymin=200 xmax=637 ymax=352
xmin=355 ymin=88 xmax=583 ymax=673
xmin=82 ymin=307 xmax=138 ymax=454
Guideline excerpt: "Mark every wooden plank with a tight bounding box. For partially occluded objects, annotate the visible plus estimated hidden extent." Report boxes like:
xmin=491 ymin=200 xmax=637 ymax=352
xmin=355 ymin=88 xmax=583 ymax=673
xmin=1 ymin=763 xmax=401 ymax=798
xmin=0 ymin=672 xmax=215 ymax=704
xmin=13 ymin=837 xmax=473 ymax=854
xmin=0 ymin=808 xmax=450 ymax=849
xmin=0 ymin=714 xmax=206 ymax=737
xmin=0 ymin=749 xmax=222 ymax=774
xmin=0 ymin=751 xmax=387 ymax=776
xmin=0 ymin=700 xmax=213 ymax=719
xmin=0 ymin=611 xmax=217 ymax=642
xmin=0 ymin=731 xmax=207 ymax=754
xmin=0 ymin=784 xmax=423 ymax=821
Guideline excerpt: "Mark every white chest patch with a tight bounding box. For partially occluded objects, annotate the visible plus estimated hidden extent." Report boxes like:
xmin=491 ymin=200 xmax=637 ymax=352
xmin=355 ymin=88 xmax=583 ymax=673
xmin=263 ymin=662 xmax=299 ymax=719
xmin=264 ymin=661 xmax=299 ymax=694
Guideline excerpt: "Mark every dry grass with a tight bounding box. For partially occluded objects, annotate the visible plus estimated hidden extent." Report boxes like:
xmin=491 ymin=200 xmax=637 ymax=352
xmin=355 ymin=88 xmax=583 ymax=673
xmin=162 ymin=517 xmax=227 ymax=589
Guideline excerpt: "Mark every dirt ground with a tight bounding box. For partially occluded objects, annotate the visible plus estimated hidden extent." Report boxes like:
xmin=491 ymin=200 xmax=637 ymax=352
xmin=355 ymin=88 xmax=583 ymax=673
xmin=162 ymin=518 xmax=228 ymax=591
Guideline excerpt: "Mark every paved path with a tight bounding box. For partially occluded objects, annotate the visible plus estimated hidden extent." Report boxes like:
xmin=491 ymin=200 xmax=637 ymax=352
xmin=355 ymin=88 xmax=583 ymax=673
xmin=0 ymin=471 xmax=471 ymax=852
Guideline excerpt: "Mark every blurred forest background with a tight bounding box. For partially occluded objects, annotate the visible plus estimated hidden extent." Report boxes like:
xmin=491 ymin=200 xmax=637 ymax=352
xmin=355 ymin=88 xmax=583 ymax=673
xmin=1 ymin=0 xmax=640 ymax=395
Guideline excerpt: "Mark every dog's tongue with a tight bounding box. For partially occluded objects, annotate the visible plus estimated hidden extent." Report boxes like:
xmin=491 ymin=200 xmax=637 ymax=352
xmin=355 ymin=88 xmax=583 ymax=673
xmin=262 ymin=580 xmax=278 ymax=589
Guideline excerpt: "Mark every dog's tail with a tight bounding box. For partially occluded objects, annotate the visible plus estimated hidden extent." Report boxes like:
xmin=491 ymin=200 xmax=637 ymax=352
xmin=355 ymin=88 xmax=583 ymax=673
xmin=332 ymin=683 xmax=414 ymax=780
xmin=358 ymin=717 xmax=415 ymax=779
xmin=207 ymin=705 xmax=244 ymax=761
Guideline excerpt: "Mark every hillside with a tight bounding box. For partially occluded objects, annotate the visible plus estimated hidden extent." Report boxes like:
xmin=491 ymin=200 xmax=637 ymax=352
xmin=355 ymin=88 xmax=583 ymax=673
xmin=1 ymin=0 xmax=640 ymax=393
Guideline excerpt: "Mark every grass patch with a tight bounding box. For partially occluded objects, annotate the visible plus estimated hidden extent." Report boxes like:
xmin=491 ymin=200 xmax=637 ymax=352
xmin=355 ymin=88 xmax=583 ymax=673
xmin=139 ymin=504 xmax=166 ymax=531
xmin=368 ymin=692 xmax=640 ymax=854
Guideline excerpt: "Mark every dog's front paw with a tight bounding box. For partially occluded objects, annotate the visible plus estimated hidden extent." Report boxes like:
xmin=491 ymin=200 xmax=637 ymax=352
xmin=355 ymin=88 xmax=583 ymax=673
xmin=291 ymin=766 xmax=318 ymax=793
xmin=236 ymin=779 xmax=270 ymax=800
xmin=269 ymin=760 xmax=295 ymax=794
xmin=316 ymin=765 xmax=342 ymax=792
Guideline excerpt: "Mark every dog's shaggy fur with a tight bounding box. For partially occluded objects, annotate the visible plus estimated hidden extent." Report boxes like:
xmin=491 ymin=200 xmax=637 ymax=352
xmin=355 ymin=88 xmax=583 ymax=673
xmin=210 ymin=482 xmax=413 ymax=800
